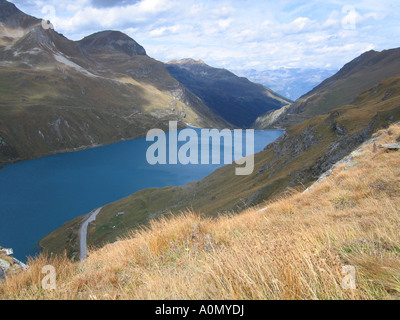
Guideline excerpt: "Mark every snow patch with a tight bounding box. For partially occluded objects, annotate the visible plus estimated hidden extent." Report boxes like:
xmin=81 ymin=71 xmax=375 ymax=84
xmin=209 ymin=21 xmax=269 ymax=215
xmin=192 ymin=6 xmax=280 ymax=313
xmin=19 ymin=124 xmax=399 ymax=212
xmin=53 ymin=53 xmax=98 ymax=78
xmin=26 ymin=47 xmax=42 ymax=55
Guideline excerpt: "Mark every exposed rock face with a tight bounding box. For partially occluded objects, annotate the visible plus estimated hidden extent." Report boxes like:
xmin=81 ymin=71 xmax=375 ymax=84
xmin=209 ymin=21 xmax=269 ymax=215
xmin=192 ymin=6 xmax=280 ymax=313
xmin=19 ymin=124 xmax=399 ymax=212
xmin=261 ymin=113 xmax=380 ymax=188
xmin=267 ymin=125 xmax=319 ymax=160
xmin=0 ymin=246 xmax=28 ymax=280
xmin=381 ymin=143 xmax=400 ymax=150
xmin=0 ymin=258 xmax=10 ymax=278
xmin=253 ymin=105 xmax=290 ymax=129
xmin=305 ymin=121 xmax=400 ymax=192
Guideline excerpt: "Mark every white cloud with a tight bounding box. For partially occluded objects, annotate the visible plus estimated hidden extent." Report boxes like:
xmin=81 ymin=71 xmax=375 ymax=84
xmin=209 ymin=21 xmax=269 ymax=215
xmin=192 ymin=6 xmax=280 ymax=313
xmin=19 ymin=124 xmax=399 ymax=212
xmin=10 ymin=0 xmax=400 ymax=71
xmin=285 ymin=17 xmax=316 ymax=33
xmin=149 ymin=25 xmax=182 ymax=37
xmin=217 ymin=18 xmax=232 ymax=30
xmin=135 ymin=0 xmax=170 ymax=14
xmin=211 ymin=5 xmax=235 ymax=17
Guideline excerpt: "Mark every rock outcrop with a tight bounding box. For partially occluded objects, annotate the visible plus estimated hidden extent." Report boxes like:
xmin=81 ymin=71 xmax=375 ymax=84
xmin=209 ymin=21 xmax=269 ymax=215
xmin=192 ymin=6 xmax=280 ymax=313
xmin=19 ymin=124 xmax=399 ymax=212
xmin=0 ymin=246 xmax=28 ymax=280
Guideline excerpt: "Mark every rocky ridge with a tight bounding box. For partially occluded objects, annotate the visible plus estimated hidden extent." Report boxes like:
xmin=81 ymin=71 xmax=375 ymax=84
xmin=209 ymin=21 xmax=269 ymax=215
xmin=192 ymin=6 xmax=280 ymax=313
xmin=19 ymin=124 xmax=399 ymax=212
xmin=0 ymin=246 xmax=28 ymax=280
xmin=0 ymin=1 xmax=230 ymax=165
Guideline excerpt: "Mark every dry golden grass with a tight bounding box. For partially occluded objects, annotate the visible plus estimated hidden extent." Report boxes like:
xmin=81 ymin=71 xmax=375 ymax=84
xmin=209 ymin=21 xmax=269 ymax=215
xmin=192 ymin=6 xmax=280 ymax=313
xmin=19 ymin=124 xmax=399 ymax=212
xmin=1 ymin=124 xmax=400 ymax=300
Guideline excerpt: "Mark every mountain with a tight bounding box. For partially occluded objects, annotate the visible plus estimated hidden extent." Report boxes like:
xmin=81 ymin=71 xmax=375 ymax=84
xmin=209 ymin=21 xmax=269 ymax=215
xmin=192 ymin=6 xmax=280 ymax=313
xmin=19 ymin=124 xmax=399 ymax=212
xmin=257 ymin=48 xmax=400 ymax=129
xmin=235 ymin=68 xmax=337 ymax=100
xmin=5 ymin=122 xmax=400 ymax=299
xmin=0 ymin=0 xmax=39 ymax=30
xmin=77 ymin=30 xmax=147 ymax=57
xmin=41 ymin=57 xmax=400 ymax=257
xmin=0 ymin=1 xmax=229 ymax=165
xmin=165 ymin=58 xmax=292 ymax=128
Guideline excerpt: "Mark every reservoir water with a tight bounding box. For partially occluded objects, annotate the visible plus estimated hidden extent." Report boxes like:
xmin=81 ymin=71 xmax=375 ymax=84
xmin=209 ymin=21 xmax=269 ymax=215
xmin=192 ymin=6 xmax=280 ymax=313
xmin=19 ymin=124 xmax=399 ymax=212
xmin=0 ymin=128 xmax=282 ymax=261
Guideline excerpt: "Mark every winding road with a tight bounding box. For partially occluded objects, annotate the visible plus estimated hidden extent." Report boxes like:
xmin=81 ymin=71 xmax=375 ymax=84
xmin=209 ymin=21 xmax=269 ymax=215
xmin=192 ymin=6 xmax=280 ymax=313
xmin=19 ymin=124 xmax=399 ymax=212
xmin=79 ymin=207 xmax=102 ymax=261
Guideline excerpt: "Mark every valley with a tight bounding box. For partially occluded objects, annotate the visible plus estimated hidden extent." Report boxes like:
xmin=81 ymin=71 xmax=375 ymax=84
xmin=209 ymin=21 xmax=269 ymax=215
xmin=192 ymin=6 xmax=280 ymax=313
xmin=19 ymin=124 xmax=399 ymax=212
xmin=0 ymin=126 xmax=282 ymax=261
xmin=3 ymin=121 xmax=400 ymax=299
xmin=1 ymin=0 xmax=400 ymax=302
xmin=0 ymin=0 xmax=289 ymax=166
xmin=41 ymin=61 xmax=400 ymax=258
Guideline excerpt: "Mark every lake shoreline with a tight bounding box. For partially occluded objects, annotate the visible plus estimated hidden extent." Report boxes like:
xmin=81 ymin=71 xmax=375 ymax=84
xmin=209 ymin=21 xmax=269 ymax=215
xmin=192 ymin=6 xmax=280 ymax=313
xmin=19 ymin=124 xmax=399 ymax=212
xmin=1 ymin=129 xmax=283 ymax=261
xmin=0 ymin=122 xmax=231 ymax=167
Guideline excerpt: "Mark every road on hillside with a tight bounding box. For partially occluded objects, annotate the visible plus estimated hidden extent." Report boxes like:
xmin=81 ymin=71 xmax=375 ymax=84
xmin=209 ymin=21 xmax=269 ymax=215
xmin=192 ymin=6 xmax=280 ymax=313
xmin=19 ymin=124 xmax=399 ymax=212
xmin=79 ymin=207 xmax=102 ymax=261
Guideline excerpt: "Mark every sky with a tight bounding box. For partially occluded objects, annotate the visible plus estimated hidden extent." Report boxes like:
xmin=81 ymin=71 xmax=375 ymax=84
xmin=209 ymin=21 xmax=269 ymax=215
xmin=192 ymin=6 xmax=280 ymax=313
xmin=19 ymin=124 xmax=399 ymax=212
xmin=11 ymin=0 xmax=400 ymax=71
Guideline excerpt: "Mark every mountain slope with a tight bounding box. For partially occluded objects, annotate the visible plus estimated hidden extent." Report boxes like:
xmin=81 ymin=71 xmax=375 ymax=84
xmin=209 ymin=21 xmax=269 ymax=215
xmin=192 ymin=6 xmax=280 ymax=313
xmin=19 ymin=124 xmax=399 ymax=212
xmin=3 ymin=122 xmax=400 ymax=299
xmin=256 ymin=48 xmax=400 ymax=129
xmin=0 ymin=1 xmax=229 ymax=165
xmin=0 ymin=0 xmax=39 ymax=31
xmin=41 ymin=70 xmax=400 ymax=257
xmin=165 ymin=59 xmax=292 ymax=127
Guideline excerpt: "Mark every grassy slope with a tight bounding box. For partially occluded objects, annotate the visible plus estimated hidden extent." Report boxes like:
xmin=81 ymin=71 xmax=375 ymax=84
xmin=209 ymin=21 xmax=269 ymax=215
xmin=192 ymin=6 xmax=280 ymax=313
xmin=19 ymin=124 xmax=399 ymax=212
xmin=0 ymin=66 xmax=186 ymax=160
xmin=2 ymin=123 xmax=400 ymax=299
xmin=256 ymin=48 xmax=400 ymax=129
xmin=40 ymin=74 xmax=400 ymax=257
xmin=0 ymin=27 xmax=229 ymax=164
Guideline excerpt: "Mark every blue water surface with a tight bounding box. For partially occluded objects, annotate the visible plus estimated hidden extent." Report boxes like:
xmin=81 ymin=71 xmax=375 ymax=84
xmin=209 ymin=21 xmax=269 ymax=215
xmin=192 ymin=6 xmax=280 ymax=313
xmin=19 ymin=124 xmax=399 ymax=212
xmin=0 ymin=128 xmax=282 ymax=261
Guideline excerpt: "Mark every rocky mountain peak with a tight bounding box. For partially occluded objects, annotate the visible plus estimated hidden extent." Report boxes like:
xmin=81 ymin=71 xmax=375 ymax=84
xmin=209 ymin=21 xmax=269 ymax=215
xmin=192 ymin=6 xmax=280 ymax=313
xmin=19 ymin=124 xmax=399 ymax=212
xmin=21 ymin=24 xmax=52 ymax=43
xmin=0 ymin=0 xmax=19 ymax=18
xmin=77 ymin=30 xmax=147 ymax=56
xmin=0 ymin=0 xmax=39 ymax=29
xmin=166 ymin=58 xmax=229 ymax=78
xmin=167 ymin=58 xmax=206 ymax=66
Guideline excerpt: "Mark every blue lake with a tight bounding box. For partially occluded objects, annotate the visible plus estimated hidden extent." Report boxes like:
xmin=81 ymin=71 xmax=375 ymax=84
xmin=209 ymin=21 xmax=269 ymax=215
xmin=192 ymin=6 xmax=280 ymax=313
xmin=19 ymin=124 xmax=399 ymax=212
xmin=0 ymin=128 xmax=282 ymax=261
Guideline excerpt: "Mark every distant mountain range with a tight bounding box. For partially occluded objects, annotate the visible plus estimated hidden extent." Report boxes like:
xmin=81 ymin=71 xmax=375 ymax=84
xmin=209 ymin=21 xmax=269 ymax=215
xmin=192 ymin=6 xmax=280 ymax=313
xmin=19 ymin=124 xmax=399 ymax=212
xmin=235 ymin=68 xmax=337 ymax=101
xmin=0 ymin=0 xmax=289 ymax=165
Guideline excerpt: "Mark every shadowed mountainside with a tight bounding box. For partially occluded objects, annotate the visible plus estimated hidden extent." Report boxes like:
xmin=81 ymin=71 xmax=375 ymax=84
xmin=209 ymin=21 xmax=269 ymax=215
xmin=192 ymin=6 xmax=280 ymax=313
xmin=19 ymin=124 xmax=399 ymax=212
xmin=165 ymin=58 xmax=292 ymax=127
